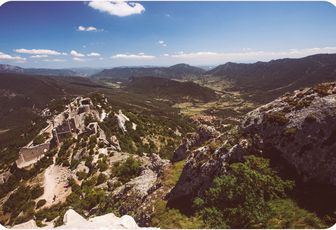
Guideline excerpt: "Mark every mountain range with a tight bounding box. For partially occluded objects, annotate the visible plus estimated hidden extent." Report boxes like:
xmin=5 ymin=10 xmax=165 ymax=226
xmin=0 ymin=65 xmax=102 ymax=77
xmin=93 ymin=63 xmax=206 ymax=80
xmin=2 ymin=53 xmax=336 ymax=103
xmin=208 ymin=53 xmax=336 ymax=95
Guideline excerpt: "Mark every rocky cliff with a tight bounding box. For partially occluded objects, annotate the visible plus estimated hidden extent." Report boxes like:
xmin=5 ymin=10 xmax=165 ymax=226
xmin=172 ymin=124 xmax=220 ymax=162
xmin=168 ymin=82 xmax=336 ymax=211
xmin=168 ymin=127 xmax=248 ymax=211
xmin=242 ymin=82 xmax=336 ymax=186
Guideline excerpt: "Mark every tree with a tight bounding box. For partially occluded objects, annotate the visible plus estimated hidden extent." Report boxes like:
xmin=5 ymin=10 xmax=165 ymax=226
xmin=194 ymin=155 xmax=294 ymax=228
xmin=31 ymin=185 xmax=44 ymax=199
xmin=112 ymin=157 xmax=142 ymax=183
xmin=36 ymin=199 xmax=47 ymax=209
xmin=96 ymin=173 xmax=107 ymax=185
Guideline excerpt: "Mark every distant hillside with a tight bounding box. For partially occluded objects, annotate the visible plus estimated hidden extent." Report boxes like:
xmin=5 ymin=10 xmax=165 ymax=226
xmin=69 ymin=67 xmax=103 ymax=77
xmin=0 ymin=64 xmax=101 ymax=77
xmin=24 ymin=68 xmax=81 ymax=77
xmin=93 ymin=63 xmax=205 ymax=80
xmin=0 ymin=64 xmax=24 ymax=74
xmin=207 ymin=54 xmax=336 ymax=101
xmin=123 ymin=76 xmax=217 ymax=102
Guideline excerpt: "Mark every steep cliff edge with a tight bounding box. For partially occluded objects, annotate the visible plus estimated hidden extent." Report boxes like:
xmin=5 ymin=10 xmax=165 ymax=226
xmin=168 ymin=82 xmax=336 ymax=219
xmin=242 ymin=82 xmax=336 ymax=186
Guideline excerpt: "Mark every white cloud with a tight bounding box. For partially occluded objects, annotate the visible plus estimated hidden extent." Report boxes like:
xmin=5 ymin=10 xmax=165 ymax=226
xmin=73 ymin=57 xmax=86 ymax=62
xmin=15 ymin=48 xmax=62 ymax=55
xmin=70 ymin=50 xmax=85 ymax=57
xmin=167 ymin=47 xmax=336 ymax=64
xmin=30 ymin=55 xmax=48 ymax=58
xmin=0 ymin=51 xmax=26 ymax=62
xmin=111 ymin=53 xmax=155 ymax=59
xmin=77 ymin=26 xmax=101 ymax=32
xmin=88 ymin=1 xmax=145 ymax=17
xmin=42 ymin=58 xmax=66 ymax=62
xmin=87 ymin=52 xmax=101 ymax=57
xmin=158 ymin=40 xmax=167 ymax=47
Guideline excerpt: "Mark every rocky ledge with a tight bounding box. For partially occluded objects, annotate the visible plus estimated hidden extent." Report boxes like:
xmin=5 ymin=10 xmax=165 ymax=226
xmin=168 ymin=82 xmax=336 ymax=209
xmin=7 ymin=209 xmax=156 ymax=229
xmin=242 ymin=82 xmax=336 ymax=186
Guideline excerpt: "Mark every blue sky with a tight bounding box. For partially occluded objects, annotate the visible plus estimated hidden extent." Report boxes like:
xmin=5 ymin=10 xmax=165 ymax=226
xmin=0 ymin=1 xmax=336 ymax=68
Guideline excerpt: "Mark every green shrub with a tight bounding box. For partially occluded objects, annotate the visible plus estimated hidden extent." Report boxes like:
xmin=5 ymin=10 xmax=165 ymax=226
xmin=3 ymin=185 xmax=31 ymax=216
xmin=36 ymin=220 xmax=47 ymax=227
xmin=31 ymin=185 xmax=44 ymax=199
xmin=284 ymin=127 xmax=298 ymax=138
xmin=96 ymin=173 xmax=107 ymax=185
xmin=305 ymin=114 xmax=317 ymax=123
xmin=151 ymin=200 xmax=204 ymax=228
xmin=35 ymin=202 xmax=67 ymax=222
xmin=194 ymin=155 xmax=294 ymax=228
xmin=76 ymin=171 xmax=88 ymax=180
xmin=81 ymin=176 xmax=97 ymax=189
xmin=81 ymin=189 xmax=105 ymax=211
xmin=162 ymin=160 xmax=185 ymax=187
xmin=265 ymin=111 xmax=289 ymax=125
xmin=112 ymin=157 xmax=142 ymax=183
xmin=33 ymin=133 xmax=49 ymax=146
xmin=36 ymin=199 xmax=47 ymax=209
xmin=97 ymin=160 xmax=108 ymax=172
xmin=267 ymin=199 xmax=326 ymax=228
xmin=314 ymin=84 xmax=331 ymax=97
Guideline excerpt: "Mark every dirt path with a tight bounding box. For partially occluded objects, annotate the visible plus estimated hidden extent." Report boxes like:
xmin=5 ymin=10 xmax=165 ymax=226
xmin=41 ymin=165 xmax=72 ymax=207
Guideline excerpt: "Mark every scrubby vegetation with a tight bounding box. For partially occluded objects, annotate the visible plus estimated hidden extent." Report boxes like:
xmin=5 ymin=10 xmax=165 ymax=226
xmin=265 ymin=111 xmax=289 ymax=125
xmin=99 ymin=107 xmax=195 ymax=160
xmin=151 ymin=200 xmax=204 ymax=228
xmin=192 ymin=155 xmax=326 ymax=228
xmin=3 ymin=184 xmax=45 ymax=225
xmin=111 ymin=157 xmax=142 ymax=183
xmin=32 ymin=133 xmax=49 ymax=146
xmin=124 ymin=77 xmax=218 ymax=103
xmin=151 ymin=161 xmax=192 ymax=228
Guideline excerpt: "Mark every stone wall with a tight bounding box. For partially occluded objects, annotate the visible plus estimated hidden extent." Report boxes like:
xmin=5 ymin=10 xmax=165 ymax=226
xmin=16 ymin=143 xmax=50 ymax=168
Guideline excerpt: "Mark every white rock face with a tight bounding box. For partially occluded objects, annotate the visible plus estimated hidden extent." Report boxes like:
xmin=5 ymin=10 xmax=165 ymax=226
xmin=243 ymin=83 xmax=336 ymax=185
xmin=41 ymin=165 xmax=72 ymax=207
xmin=7 ymin=209 xmax=157 ymax=229
xmin=100 ymin=109 xmax=107 ymax=122
xmin=113 ymin=169 xmax=158 ymax=199
xmin=11 ymin=220 xmax=37 ymax=229
xmin=60 ymin=209 xmax=152 ymax=229
xmin=116 ymin=110 xmax=130 ymax=132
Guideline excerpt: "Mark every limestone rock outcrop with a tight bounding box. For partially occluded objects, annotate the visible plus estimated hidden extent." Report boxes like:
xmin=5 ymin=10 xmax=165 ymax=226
xmin=168 ymin=135 xmax=248 ymax=208
xmin=168 ymin=82 xmax=336 ymax=207
xmin=8 ymin=209 xmax=156 ymax=229
xmin=242 ymin=82 xmax=336 ymax=186
xmin=112 ymin=154 xmax=169 ymax=215
xmin=172 ymin=124 xmax=220 ymax=162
